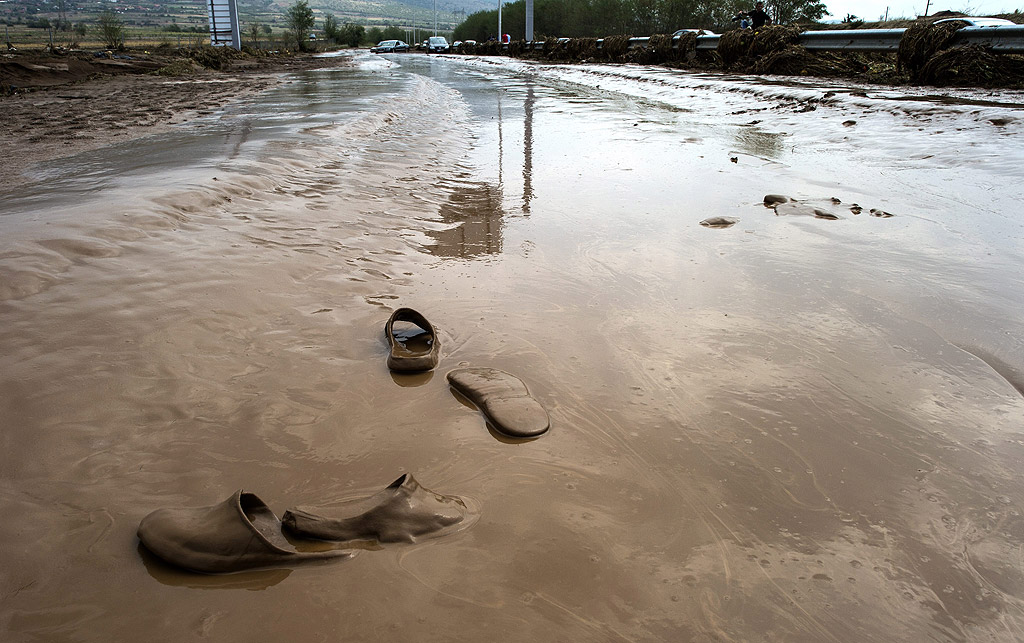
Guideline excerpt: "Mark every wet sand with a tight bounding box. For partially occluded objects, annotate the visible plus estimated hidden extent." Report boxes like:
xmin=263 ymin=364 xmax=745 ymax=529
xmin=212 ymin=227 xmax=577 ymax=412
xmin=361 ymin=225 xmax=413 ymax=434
xmin=2 ymin=52 xmax=1024 ymax=641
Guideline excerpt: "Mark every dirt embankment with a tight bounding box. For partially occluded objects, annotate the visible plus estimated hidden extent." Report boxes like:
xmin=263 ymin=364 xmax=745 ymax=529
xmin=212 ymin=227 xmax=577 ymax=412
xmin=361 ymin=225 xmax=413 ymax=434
xmin=0 ymin=46 xmax=351 ymax=188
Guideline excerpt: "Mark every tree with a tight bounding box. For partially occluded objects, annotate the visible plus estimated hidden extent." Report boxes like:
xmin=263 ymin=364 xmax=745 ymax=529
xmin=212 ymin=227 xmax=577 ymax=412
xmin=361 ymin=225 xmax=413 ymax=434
xmin=340 ymin=23 xmax=365 ymax=47
xmin=323 ymin=14 xmax=341 ymax=42
xmin=248 ymin=21 xmax=262 ymax=48
xmin=285 ymin=0 xmax=315 ymax=50
xmin=764 ymin=0 xmax=828 ymax=24
xmin=96 ymin=10 xmax=124 ymax=49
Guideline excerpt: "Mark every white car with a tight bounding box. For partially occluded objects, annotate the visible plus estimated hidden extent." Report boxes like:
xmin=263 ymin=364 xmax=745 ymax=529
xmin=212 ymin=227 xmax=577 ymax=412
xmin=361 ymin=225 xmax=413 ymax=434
xmin=672 ymin=28 xmax=718 ymax=37
xmin=933 ymin=17 xmax=1015 ymax=27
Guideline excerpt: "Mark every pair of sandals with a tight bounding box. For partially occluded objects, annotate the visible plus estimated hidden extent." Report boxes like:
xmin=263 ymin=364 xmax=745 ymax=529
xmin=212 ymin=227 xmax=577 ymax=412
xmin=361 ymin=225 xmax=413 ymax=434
xmin=139 ymin=308 xmax=549 ymax=574
xmin=386 ymin=307 xmax=549 ymax=439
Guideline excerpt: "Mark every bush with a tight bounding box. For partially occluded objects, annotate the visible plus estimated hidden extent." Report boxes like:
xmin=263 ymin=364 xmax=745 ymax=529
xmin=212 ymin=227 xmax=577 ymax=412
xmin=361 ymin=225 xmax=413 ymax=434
xmin=97 ymin=10 xmax=125 ymax=49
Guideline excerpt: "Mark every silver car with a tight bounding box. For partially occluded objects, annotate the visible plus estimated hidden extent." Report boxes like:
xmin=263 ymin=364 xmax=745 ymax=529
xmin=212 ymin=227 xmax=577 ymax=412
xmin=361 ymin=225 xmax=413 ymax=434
xmin=933 ymin=17 xmax=1015 ymax=27
xmin=426 ymin=36 xmax=450 ymax=53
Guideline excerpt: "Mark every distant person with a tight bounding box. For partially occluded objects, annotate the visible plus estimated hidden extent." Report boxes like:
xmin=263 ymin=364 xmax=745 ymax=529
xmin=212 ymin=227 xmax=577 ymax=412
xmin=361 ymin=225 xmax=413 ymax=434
xmin=733 ymin=2 xmax=772 ymax=29
xmin=747 ymin=2 xmax=772 ymax=28
xmin=731 ymin=11 xmax=751 ymax=28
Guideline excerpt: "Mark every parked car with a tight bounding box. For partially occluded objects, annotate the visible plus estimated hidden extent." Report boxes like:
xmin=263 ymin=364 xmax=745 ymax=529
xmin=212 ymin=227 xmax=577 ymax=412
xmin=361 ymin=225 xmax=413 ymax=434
xmin=371 ymin=40 xmax=410 ymax=53
xmin=426 ymin=36 xmax=450 ymax=53
xmin=672 ymin=28 xmax=717 ymax=37
xmin=933 ymin=17 xmax=1015 ymax=27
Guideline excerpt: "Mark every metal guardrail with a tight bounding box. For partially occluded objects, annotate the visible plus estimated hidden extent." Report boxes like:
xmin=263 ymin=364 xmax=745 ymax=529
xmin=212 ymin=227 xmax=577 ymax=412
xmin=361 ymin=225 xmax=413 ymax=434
xmin=534 ymin=25 xmax=1024 ymax=55
xmin=951 ymin=24 xmax=1024 ymax=52
xmin=795 ymin=29 xmax=903 ymax=51
xmin=791 ymin=25 xmax=1024 ymax=53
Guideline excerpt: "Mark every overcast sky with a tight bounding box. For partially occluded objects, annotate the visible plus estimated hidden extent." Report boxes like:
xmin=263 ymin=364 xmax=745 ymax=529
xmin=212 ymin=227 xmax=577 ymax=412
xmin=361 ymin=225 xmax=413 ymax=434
xmin=819 ymin=0 xmax=1021 ymax=21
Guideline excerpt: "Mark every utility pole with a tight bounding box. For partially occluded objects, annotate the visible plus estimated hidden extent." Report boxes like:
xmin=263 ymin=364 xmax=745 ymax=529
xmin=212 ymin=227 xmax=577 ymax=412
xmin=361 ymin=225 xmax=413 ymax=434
xmin=433 ymin=0 xmax=437 ymax=36
xmin=498 ymin=0 xmax=502 ymax=42
xmin=525 ymin=0 xmax=533 ymax=40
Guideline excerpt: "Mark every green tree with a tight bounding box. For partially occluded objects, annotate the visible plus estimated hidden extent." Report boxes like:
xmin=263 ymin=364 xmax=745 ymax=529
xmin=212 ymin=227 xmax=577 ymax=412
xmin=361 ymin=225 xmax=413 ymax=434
xmin=340 ymin=23 xmax=365 ymax=47
xmin=285 ymin=0 xmax=315 ymax=50
xmin=765 ymin=0 xmax=828 ymax=24
xmin=96 ymin=9 xmax=124 ymax=49
xmin=323 ymin=14 xmax=341 ymax=43
xmin=380 ymin=25 xmax=406 ymax=41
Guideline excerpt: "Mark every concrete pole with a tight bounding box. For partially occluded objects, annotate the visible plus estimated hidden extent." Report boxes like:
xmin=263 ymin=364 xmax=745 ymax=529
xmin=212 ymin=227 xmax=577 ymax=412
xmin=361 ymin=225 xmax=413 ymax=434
xmin=525 ymin=0 xmax=533 ymax=41
xmin=498 ymin=0 xmax=502 ymax=42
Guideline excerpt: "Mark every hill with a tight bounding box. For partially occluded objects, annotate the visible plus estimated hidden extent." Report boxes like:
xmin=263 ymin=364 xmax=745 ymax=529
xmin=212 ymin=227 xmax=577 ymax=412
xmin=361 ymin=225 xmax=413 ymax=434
xmin=1 ymin=0 xmax=494 ymax=48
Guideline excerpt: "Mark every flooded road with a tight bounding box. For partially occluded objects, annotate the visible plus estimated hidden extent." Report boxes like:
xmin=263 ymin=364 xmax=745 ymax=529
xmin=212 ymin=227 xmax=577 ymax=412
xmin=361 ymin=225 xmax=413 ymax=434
xmin=2 ymin=51 xmax=1024 ymax=641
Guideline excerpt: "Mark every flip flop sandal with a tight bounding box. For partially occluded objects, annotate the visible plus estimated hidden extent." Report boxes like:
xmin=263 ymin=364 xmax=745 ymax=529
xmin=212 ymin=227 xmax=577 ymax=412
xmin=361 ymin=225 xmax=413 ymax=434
xmin=385 ymin=307 xmax=440 ymax=372
xmin=447 ymin=367 xmax=550 ymax=438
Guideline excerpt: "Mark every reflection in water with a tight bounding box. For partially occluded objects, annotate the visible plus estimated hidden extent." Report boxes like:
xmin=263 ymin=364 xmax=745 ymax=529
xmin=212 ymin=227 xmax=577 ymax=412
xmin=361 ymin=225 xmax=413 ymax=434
xmin=523 ymin=84 xmax=535 ymax=214
xmin=497 ymin=89 xmax=503 ymax=188
xmin=733 ymin=127 xmax=788 ymax=159
xmin=226 ymin=118 xmax=253 ymax=160
xmin=138 ymin=542 xmax=292 ymax=591
xmin=426 ymin=180 xmax=505 ymax=258
xmin=390 ymin=369 xmax=434 ymax=387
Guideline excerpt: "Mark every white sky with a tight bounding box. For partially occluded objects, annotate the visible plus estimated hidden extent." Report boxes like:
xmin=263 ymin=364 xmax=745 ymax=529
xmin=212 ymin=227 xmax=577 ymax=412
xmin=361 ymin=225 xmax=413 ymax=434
xmin=820 ymin=0 xmax=1021 ymax=21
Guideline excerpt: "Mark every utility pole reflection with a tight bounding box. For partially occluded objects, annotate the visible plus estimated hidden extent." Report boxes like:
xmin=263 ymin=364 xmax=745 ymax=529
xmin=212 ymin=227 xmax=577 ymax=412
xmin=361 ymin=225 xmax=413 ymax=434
xmin=522 ymin=84 xmax=534 ymax=214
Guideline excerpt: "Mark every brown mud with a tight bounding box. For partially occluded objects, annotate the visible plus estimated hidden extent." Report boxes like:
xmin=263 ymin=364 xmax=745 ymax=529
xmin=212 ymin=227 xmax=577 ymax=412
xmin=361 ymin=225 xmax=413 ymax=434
xmin=0 ymin=47 xmax=352 ymax=188
xmin=2 ymin=49 xmax=1024 ymax=642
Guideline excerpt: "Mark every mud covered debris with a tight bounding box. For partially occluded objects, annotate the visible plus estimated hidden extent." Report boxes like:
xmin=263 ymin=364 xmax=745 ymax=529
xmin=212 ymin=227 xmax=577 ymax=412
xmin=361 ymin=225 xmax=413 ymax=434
xmin=458 ymin=21 xmax=1024 ymax=88
xmin=700 ymin=216 xmax=740 ymax=228
xmin=764 ymin=195 xmax=899 ymax=220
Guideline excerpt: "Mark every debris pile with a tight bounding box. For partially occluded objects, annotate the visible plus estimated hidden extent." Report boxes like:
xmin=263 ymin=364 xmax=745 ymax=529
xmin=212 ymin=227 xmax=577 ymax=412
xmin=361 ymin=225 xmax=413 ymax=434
xmin=898 ymin=23 xmax=1024 ymax=87
xmin=457 ymin=19 xmax=1024 ymax=88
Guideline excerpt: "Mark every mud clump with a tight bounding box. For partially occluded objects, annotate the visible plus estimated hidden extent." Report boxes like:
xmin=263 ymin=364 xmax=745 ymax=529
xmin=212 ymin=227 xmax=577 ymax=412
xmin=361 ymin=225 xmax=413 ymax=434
xmin=533 ymin=37 xmax=599 ymax=62
xmin=920 ymin=44 xmax=1024 ymax=87
xmin=717 ymin=29 xmax=756 ymax=67
xmin=600 ymin=35 xmax=634 ymax=61
xmin=718 ymin=25 xmax=799 ymax=68
xmin=187 ymin=45 xmax=246 ymax=71
xmin=752 ymin=47 xmax=881 ymax=78
xmin=897 ymin=22 xmax=963 ymax=77
xmin=155 ymin=59 xmax=200 ymax=77
xmin=895 ymin=22 xmax=1024 ymax=87
xmin=750 ymin=26 xmax=802 ymax=58
xmin=700 ymin=216 xmax=740 ymax=228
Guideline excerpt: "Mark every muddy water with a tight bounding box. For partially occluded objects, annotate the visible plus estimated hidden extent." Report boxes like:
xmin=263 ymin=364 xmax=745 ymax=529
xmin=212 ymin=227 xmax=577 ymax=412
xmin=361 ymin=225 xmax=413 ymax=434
xmin=2 ymin=51 xmax=1024 ymax=641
